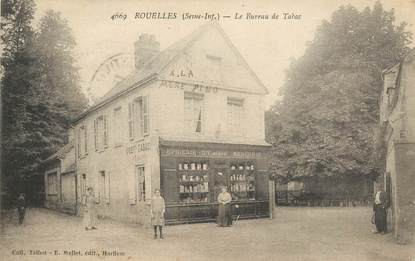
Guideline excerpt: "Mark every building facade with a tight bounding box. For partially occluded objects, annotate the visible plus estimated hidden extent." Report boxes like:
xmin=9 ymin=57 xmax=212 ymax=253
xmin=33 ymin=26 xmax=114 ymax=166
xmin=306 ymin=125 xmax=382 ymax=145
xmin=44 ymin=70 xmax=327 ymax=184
xmin=43 ymin=136 xmax=77 ymax=214
xmin=73 ymin=23 xmax=271 ymax=225
xmin=379 ymin=49 xmax=415 ymax=244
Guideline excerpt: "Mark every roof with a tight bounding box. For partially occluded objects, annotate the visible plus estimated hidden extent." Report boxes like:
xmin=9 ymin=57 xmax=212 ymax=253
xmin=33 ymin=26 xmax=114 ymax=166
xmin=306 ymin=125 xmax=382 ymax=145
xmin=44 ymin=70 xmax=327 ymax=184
xmin=74 ymin=22 xmax=267 ymax=123
xmin=44 ymin=142 xmax=74 ymax=163
xmin=159 ymin=136 xmax=271 ymax=149
xmin=61 ymin=163 xmax=76 ymax=174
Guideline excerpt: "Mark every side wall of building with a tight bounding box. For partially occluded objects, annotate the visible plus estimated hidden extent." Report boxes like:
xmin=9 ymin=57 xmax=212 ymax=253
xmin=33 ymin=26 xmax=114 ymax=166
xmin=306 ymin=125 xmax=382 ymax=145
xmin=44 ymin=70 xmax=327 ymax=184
xmin=383 ymin=54 xmax=415 ymax=243
xmin=76 ymin=81 xmax=161 ymax=225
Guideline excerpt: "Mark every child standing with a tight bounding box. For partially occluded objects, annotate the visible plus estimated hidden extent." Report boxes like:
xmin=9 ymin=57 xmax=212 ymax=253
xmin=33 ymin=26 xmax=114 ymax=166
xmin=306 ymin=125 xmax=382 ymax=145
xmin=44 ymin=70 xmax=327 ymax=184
xmin=151 ymin=189 xmax=165 ymax=239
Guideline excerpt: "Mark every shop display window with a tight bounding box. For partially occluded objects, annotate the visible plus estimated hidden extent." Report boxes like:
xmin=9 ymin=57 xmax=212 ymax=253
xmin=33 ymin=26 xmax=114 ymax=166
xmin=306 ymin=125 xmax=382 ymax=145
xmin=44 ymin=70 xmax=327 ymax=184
xmin=229 ymin=162 xmax=255 ymax=200
xmin=178 ymin=161 xmax=209 ymax=203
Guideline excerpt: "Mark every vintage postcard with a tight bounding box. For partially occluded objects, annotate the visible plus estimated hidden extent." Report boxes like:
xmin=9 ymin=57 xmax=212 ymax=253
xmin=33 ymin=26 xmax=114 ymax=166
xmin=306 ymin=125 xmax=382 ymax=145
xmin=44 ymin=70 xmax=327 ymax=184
xmin=1 ymin=0 xmax=415 ymax=260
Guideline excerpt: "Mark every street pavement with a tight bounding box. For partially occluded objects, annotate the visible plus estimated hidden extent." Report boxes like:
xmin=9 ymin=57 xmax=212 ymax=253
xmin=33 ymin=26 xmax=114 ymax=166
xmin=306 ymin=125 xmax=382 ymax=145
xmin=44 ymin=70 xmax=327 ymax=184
xmin=0 ymin=207 xmax=414 ymax=261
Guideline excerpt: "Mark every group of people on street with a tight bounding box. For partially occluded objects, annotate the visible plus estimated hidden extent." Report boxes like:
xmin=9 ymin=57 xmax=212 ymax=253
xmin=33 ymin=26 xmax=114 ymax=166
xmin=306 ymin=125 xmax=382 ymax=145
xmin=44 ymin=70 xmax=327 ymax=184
xmin=79 ymin=185 xmax=234 ymax=239
xmin=16 ymin=186 xmax=388 ymax=239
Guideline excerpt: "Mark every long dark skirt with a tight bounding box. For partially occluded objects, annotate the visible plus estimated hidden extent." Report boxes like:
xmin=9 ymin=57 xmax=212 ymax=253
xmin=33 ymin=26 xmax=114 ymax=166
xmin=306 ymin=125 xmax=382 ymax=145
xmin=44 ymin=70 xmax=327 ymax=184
xmin=17 ymin=207 xmax=25 ymax=224
xmin=217 ymin=204 xmax=232 ymax=227
xmin=374 ymin=204 xmax=387 ymax=233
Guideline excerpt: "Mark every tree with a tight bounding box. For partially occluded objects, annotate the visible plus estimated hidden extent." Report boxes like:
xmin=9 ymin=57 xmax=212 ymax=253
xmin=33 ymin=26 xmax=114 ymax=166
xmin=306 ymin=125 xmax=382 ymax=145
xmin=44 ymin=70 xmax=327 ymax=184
xmin=1 ymin=0 xmax=38 ymax=197
xmin=1 ymin=4 xmax=87 ymax=200
xmin=34 ymin=10 xmax=87 ymax=118
xmin=267 ymin=2 xmax=412 ymax=183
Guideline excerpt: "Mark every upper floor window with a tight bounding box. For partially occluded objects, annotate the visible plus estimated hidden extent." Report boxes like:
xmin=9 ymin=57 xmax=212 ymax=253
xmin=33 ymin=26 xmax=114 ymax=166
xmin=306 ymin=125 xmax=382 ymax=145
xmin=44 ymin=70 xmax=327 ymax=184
xmin=128 ymin=96 xmax=149 ymax=140
xmin=227 ymin=97 xmax=244 ymax=136
xmin=78 ymin=125 xmax=88 ymax=157
xmin=113 ymin=107 xmax=122 ymax=145
xmin=94 ymin=115 xmax=108 ymax=151
xmin=184 ymin=92 xmax=203 ymax=133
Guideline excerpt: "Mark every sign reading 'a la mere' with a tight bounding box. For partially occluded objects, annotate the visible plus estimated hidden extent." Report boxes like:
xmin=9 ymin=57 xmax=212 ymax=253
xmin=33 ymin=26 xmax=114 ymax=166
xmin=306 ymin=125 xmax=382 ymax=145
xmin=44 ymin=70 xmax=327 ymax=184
xmin=161 ymin=148 xmax=264 ymax=159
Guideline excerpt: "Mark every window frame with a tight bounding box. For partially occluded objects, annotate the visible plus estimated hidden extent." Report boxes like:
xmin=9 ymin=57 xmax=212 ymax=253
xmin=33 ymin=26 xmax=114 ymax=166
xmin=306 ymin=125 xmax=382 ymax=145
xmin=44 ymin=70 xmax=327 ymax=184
xmin=130 ymin=96 xmax=149 ymax=141
xmin=94 ymin=115 xmax=108 ymax=152
xmin=113 ymin=106 xmax=123 ymax=146
xmin=78 ymin=124 xmax=88 ymax=158
xmin=135 ymin=165 xmax=146 ymax=202
xmin=47 ymin=172 xmax=58 ymax=195
xmin=184 ymin=92 xmax=204 ymax=135
xmin=227 ymin=97 xmax=244 ymax=137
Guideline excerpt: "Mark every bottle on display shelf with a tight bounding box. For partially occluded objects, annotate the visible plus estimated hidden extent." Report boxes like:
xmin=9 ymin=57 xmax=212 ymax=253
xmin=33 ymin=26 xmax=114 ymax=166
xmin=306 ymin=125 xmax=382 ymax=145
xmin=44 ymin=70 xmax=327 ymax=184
xmin=179 ymin=163 xmax=183 ymax=170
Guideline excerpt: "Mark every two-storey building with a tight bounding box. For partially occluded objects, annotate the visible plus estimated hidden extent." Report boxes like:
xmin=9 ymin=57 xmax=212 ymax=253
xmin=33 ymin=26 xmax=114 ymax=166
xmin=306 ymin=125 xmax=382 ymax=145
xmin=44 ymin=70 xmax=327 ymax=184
xmin=379 ymin=49 xmax=415 ymax=244
xmin=73 ymin=23 xmax=271 ymax=225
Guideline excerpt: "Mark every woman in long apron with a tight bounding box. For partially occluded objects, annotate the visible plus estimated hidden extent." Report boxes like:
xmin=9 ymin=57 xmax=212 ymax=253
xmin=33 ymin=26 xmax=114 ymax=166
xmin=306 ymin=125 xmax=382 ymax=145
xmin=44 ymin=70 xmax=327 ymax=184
xmin=373 ymin=189 xmax=387 ymax=234
xmin=217 ymin=186 xmax=232 ymax=227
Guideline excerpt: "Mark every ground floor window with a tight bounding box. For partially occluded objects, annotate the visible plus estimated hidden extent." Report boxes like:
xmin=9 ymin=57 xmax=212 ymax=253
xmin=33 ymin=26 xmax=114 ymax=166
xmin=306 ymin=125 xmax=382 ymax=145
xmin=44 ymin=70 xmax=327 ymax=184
xmin=178 ymin=161 xmax=209 ymax=203
xmin=136 ymin=165 xmax=145 ymax=202
xmin=99 ymin=171 xmax=110 ymax=204
xmin=81 ymin=174 xmax=87 ymax=196
xmin=47 ymin=172 xmax=58 ymax=194
xmin=229 ymin=162 xmax=255 ymax=200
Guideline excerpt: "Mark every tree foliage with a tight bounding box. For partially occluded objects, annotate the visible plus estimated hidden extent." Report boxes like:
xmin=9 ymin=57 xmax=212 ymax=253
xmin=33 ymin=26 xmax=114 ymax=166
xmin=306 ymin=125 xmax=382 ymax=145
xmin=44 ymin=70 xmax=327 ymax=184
xmin=1 ymin=2 xmax=87 ymax=197
xmin=267 ymin=2 xmax=412 ymax=183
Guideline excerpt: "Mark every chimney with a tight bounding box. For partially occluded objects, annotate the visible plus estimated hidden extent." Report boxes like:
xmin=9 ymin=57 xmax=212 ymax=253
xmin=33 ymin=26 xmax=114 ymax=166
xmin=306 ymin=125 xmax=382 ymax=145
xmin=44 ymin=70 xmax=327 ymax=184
xmin=134 ymin=34 xmax=160 ymax=70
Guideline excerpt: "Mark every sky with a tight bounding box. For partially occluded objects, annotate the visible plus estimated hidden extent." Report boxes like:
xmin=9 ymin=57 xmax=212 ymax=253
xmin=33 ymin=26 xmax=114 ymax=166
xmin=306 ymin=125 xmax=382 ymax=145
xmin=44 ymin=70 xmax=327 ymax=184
xmin=33 ymin=0 xmax=415 ymax=108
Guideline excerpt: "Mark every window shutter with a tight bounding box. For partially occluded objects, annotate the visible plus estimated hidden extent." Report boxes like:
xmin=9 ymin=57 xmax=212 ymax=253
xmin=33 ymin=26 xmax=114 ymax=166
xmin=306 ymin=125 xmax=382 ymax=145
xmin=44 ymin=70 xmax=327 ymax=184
xmin=128 ymin=103 xmax=133 ymax=140
xmin=95 ymin=176 xmax=100 ymax=204
xmin=104 ymin=115 xmax=108 ymax=148
xmin=128 ymin=169 xmax=136 ymax=205
xmin=105 ymin=171 xmax=110 ymax=204
xmin=77 ymin=128 xmax=81 ymax=158
xmin=143 ymin=96 xmax=149 ymax=135
xmin=94 ymin=119 xmax=98 ymax=151
xmin=84 ymin=125 xmax=88 ymax=154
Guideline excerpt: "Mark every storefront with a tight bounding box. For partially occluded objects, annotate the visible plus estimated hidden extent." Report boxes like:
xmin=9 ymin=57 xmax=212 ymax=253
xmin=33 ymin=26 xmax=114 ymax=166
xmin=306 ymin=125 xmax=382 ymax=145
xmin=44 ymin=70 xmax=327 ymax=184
xmin=159 ymin=139 xmax=270 ymax=224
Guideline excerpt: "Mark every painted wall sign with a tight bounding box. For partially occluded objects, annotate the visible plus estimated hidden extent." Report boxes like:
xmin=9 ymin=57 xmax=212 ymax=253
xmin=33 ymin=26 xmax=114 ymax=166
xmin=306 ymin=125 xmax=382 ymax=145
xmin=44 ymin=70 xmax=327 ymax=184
xmin=161 ymin=148 xmax=264 ymax=159
xmin=159 ymin=80 xmax=218 ymax=93
xmin=126 ymin=142 xmax=151 ymax=155
xmin=169 ymin=69 xmax=194 ymax=78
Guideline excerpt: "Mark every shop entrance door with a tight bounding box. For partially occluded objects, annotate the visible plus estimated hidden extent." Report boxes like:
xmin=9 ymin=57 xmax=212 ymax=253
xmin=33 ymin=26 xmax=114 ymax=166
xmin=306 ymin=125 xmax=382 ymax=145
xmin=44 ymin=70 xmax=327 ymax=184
xmin=211 ymin=165 xmax=228 ymax=202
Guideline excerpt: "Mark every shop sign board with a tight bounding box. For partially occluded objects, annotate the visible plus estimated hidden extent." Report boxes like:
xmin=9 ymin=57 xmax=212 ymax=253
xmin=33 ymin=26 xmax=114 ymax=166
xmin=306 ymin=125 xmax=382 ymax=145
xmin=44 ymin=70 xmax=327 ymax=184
xmin=161 ymin=148 xmax=264 ymax=159
xmin=126 ymin=142 xmax=151 ymax=155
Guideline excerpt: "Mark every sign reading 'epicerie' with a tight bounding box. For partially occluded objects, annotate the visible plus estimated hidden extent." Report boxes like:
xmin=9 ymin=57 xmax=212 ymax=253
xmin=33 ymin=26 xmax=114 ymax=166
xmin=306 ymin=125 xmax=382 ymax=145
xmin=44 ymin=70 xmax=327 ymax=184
xmin=162 ymin=148 xmax=264 ymax=159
